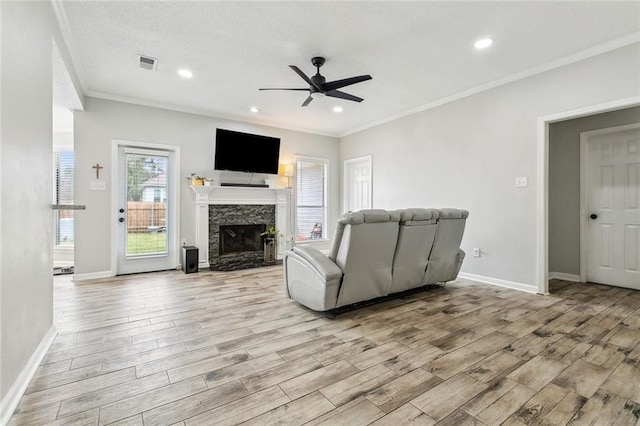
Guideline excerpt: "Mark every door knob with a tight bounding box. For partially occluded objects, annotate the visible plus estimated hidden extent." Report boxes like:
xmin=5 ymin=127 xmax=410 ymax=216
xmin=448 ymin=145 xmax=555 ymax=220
xmin=589 ymin=214 xmax=598 ymax=220
xmin=119 ymin=217 xmax=125 ymax=223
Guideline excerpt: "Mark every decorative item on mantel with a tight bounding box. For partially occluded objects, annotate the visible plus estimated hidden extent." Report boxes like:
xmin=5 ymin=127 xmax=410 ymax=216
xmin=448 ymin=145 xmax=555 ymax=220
xmin=260 ymin=226 xmax=281 ymax=264
xmin=187 ymin=173 xmax=213 ymax=186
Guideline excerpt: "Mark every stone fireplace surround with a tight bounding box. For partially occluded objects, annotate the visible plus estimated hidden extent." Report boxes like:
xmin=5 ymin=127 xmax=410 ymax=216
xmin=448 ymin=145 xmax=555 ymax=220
xmin=190 ymin=186 xmax=291 ymax=270
xmin=209 ymin=204 xmax=274 ymax=270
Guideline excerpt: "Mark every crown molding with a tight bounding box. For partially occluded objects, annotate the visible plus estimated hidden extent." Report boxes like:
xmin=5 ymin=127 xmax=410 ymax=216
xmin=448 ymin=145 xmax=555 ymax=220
xmin=339 ymin=32 xmax=640 ymax=138
xmin=87 ymin=91 xmax=340 ymax=138
xmin=47 ymin=4 xmax=639 ymax=141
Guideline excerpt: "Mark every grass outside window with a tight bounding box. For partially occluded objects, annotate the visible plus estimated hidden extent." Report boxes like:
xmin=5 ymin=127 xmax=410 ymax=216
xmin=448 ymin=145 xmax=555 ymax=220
xmin=127 ymin=232 xmax=167 ymax=255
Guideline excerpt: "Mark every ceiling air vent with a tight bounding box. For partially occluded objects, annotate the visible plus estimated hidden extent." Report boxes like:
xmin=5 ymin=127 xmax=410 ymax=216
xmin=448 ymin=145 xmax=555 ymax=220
xmin=138 ymin=55 xmax=158 ymax=71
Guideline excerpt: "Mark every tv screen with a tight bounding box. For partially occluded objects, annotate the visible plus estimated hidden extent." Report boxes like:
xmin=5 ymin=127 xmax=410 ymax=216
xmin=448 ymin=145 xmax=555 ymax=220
xmin=214 ymin=129 xmax=281 ymax=175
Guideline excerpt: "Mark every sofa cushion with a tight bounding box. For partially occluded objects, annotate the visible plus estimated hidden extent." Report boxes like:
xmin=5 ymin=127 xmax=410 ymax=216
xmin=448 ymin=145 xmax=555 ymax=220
xmin=422 ymin=208 xmax=469 ymax=284
xmin=329 ymin=209 xmax=401 ymax=261
xmin=389 ymin=208 xmax=439 ymax=294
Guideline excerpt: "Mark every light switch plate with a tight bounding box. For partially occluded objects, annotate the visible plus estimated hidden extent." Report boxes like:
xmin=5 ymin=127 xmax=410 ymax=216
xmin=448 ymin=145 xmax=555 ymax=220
xmin=515 ymin=176 xmax=528 ymax=187
xmin=90 ymin=181 xmax=106 ymax=191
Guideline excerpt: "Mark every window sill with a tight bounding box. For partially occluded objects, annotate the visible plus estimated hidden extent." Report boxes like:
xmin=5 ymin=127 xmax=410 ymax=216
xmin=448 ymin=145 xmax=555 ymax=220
xmin=295 ymin=239 xmax=329 ymax=245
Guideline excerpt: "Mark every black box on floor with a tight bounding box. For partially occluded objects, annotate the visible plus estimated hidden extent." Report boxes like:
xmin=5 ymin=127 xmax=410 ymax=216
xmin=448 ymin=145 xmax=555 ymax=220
xmin=182 ymin=246 xmax=199 ymax=274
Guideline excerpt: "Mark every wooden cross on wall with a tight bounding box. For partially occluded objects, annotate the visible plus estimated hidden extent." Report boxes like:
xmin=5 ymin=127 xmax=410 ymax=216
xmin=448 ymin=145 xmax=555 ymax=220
xmin=92 ymin=163 xmax=103 ymax=179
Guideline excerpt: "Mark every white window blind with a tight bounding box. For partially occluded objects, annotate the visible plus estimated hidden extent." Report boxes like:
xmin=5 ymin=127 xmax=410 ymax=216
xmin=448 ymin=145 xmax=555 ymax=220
xmin=54 ymin=151 xmax=75 ymax=246
xmin=296 ymin=158 xmax=327 ymax=241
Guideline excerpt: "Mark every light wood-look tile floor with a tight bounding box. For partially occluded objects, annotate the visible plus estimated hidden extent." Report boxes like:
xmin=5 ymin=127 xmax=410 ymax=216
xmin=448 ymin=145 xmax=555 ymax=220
xmin=9 ymin=267 xmax=640 ymax=425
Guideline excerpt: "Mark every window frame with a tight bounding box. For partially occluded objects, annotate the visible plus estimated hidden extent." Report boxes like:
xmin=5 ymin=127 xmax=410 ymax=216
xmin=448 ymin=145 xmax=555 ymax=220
xmin=53 ymin=149 xmax=75 ymax=249
xmin=294 ymin=155 xmax=329 ymax=245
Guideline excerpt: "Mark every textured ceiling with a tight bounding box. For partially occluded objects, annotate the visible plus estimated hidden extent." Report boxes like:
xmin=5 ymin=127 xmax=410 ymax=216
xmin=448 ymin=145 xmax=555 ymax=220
xmin=59 ymin=1 xmax=640 ymax=136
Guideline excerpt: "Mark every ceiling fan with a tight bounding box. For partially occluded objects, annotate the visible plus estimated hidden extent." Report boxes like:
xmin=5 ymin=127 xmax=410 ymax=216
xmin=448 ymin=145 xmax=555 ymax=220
xmin=260 ymin=57 xmax=372 ymax=107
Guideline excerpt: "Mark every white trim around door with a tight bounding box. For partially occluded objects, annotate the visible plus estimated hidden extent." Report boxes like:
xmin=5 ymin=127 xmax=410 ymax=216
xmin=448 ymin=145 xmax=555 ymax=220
xmin=110 ymin=140 xmax=181 ymax=276
xmin=343 ymin=155 xmax=372 ymax=213
xmin=536 ymin=96 xmax=640 ymax=295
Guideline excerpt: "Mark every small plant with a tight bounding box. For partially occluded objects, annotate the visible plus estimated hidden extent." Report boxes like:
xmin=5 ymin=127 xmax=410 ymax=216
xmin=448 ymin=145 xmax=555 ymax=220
xmin=187 ymin=173 xmax=212 ymax=186
xmin=260 ymin=226 xmax=281 ymax=238
xmin=187 ymin=173 xmax=204 ymax=181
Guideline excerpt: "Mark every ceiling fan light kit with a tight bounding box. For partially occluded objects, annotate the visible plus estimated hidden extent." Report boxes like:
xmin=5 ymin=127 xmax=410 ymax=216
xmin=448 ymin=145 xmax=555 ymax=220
xmin=260 ymin=56 xmax=372 ymax=107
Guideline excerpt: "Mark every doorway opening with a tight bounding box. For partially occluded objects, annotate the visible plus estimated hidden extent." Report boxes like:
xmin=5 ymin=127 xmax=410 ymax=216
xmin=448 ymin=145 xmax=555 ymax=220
xmin=579 ymin=123 xmax=640 ymax=289
xmin=344 ymin=155 xmax=372 ymax=214
xmin=112 ymin=141 xmax=180 ymax=275
xmin=52 ymin=106 xmax=75 ymax=275
xmin=541 ymin=100 xmax=640 ymax=294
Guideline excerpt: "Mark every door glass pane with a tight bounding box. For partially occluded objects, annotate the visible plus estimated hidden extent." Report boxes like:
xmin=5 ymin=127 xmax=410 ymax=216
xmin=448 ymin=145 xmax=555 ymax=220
xmin=126 ymin=154 xmax=168 ymax=256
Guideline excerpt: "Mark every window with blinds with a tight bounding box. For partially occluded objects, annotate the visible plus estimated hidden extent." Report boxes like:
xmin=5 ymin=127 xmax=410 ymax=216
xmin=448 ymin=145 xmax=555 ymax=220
xmin=295 ymin=157 xmax=327 ymax=241
xmin=54 ymin=151 xmax=75 ymax=247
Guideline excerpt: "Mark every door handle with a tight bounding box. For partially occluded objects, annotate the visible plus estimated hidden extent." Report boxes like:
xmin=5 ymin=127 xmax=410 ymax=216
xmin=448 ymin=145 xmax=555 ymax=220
xmin=119 ymin=217 xmax=125 ymax=223
xmin=590 ymin=213 xmax=598 ymax=220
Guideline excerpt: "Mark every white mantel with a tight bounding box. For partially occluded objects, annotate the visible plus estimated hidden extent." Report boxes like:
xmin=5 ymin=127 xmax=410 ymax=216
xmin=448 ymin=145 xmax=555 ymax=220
xmin=190 ymin=185 xmax=291 ymax=269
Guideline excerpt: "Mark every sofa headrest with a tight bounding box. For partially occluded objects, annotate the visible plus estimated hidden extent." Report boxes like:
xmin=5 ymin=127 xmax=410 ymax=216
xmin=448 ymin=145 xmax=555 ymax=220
xmin=438 ymin=208 xmax=469 ymax=219
xmin=338 ymin=209 xmax=401 ymax=225
xmin=398 ymin=208 xmax=439 ymax=223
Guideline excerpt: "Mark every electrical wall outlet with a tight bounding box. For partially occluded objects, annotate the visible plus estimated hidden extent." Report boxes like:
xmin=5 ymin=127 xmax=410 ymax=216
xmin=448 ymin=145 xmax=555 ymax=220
xmin=90 ymin=181 xmax=106 ymax=191
xmin=515 ymin=176 xmax=528 ymax=187
xmin=473 ymin=247 xmax=481 ymax=258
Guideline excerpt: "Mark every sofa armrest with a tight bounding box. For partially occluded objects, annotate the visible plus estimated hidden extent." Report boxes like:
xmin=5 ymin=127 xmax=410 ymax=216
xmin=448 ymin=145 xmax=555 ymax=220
xmin=290 ymin=246 xmax=343 ymax=281
xmin=284 ymin=247 xmax=343 ymax=311
xmin=454 ymin=248 xmax=466 ymax=276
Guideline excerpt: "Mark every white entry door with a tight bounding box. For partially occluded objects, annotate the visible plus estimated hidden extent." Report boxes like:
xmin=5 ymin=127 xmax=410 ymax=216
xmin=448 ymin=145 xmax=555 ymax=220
xmin=584 ymin=125 xmax=640 ymax=289
xmin=344 ymin=156 xmax=372 ymax=213
xmin=115 ymin=144 xmax=179 ymax=275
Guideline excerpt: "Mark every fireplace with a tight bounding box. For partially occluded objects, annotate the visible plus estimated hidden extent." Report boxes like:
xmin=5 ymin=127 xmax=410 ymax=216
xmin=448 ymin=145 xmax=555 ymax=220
xmin=209 ymin=204 xmax=275 ymax=270
xmin=219 ymin=224 xmax=265 ymax=255
xmin=189 ymin=186 xmax=290 ymax=270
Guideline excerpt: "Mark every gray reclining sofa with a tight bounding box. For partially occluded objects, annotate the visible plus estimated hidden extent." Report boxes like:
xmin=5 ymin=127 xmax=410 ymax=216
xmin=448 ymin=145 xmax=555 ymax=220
xmin=283 ymin=208 xmax=469 ymax=311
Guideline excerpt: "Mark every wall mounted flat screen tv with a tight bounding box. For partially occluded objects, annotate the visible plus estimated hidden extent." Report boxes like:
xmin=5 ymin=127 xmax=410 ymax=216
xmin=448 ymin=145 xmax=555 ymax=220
xmin=214 ymin=129 xmax=281 ymax=175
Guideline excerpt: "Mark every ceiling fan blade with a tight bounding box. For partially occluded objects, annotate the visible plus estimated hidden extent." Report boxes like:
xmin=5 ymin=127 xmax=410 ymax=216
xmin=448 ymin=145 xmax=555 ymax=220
xmin=323 ymin=75 xmax=372 ymax=92
xmin=301 ymin=96 xmax=313 ymax=107
xmin=289 ymin=65 xmax=321 ymax=90
xmin=259 ymin=88 xmax=309 ymax=91
xmin=325 ymin=90 xmax=364 ymax=103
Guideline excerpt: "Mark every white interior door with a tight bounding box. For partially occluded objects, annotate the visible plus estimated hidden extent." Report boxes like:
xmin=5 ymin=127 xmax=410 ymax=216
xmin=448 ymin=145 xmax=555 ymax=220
xmin=116 ymin=145 xmax=179 ymax=275
xmin=344 ymin=155 xmax=372 ymax=213
xmin=585 ymin=125 xmax=640 ymax=289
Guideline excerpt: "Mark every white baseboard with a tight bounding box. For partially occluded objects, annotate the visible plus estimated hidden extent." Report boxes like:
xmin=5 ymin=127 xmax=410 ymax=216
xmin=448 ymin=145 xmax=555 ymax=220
xmin=72 ymin=270 xmax=113 ymax=281
xmin=458 ymin=272 xmax=539 ymax=294
xmin=549 ymin=272 xmax=581 ymax=282
xmin=0 ymin=326 xmax=56 ymax=425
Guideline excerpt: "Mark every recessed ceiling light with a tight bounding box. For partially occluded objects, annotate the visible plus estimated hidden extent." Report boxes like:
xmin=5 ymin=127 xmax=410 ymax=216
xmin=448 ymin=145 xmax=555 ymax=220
xmin=333 ymin=106 xmax=343 ymax=113
xmin=250 ymin=106 xmax=260 ymax=113
xmin=178 ymin=69 xmax=193 ymax=78
xmin=474 ymin=38 xmax=493 ymax=49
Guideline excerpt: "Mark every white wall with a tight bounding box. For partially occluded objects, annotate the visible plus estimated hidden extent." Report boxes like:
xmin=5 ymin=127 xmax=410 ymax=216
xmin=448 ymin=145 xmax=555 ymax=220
xmin=0 ymin=0 xmax=82 ymax=407
xmin=73 ymin=97 xmax=339 ymax=275
xmin=340 ymin=43 xmax=640 ymax=289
